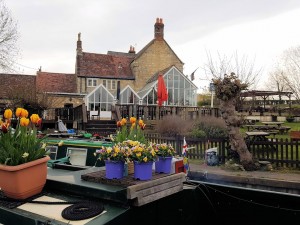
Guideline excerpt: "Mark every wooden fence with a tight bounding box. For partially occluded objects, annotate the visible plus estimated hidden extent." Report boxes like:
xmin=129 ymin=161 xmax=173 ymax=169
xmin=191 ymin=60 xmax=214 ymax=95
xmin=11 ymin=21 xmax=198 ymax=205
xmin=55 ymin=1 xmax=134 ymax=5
xmin=145 ymin=134 xmax=300 ymax=169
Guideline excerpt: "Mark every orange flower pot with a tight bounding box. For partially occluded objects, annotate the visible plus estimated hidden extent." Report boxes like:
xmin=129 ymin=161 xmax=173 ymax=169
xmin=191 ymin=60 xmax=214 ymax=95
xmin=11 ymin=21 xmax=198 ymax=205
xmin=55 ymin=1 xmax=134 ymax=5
xmin=0 ymin=156 xmax=50 ymax=199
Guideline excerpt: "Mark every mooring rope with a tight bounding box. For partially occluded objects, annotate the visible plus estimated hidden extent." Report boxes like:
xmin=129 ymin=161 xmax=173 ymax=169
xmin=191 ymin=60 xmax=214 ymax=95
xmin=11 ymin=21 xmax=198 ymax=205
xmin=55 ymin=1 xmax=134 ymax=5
xmin=0 ymin=194 xmax=105 ymax=221
xmin=61 ymin=201 xmax=104 ymax=221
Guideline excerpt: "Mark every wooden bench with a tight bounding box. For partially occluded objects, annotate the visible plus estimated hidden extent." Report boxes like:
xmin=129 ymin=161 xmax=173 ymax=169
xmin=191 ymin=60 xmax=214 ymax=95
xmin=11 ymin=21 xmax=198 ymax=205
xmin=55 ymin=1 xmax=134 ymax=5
xmin=277 ymin=126 xmax=291 ymax=134
xmin=290 ymin=131 xmax=300 ymax=141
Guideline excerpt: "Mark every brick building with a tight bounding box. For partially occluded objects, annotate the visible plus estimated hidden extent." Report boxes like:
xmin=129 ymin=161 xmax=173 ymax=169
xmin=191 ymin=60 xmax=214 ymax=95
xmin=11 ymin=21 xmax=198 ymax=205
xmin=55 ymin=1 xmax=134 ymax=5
xmin=0 ymin=18 xmax=197 ymax=117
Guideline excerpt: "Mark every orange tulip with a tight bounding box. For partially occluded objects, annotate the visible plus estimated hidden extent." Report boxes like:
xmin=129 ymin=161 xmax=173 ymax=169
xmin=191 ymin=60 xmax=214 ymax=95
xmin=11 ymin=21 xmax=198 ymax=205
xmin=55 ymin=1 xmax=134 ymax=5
xmin=30 ymin=114 xmax=40 ymax=124
xmin=4 ymin=109 xmax=12 ymax=119
xmin=20 ymin=117 xmax=30 ymax=127
xmin=16 ymin=108 xmax=28 ymax=118
xmin=130 ymin=117 xmax=136 ymax=124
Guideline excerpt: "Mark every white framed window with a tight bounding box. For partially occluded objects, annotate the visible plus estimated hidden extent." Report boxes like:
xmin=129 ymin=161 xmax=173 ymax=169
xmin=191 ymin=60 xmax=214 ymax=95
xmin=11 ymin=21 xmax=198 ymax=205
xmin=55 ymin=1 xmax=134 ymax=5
xmin=87 ymin=78 xmax=97 ymax=87
xmin=66 ymin=148 xmax=87 ymax=166
xmin=102 ymin=79 xmax=116 ymax=90
xmin=45 ymin=146 xmax=58 ymax=160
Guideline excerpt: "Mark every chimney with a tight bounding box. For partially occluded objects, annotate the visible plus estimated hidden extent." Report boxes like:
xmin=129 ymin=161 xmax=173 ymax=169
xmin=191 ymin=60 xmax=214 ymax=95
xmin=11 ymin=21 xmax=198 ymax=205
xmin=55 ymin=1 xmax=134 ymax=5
xmin=76 ymin=32 xmax=82 ymax=55
xmin=154 ymin=18 xmax=164 ymax=40
xmin=128 ymin=45 xmax=136 ymax=54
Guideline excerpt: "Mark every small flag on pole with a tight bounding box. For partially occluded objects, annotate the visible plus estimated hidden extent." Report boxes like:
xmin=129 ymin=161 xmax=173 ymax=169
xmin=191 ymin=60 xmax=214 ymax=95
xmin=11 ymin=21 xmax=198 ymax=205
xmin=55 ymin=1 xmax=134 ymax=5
xmin=182 ymin=137 xmax=189 ymax=170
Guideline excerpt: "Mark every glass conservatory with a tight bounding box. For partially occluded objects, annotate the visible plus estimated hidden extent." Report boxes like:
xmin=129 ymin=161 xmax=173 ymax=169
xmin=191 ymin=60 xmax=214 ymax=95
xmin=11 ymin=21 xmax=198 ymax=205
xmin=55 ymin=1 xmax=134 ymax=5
xmin=138 ymin=66 xmax=197 ymax=106
xmin=86 ymin=84 xmax=115 ymax=111
xmin=119 ymin=85 xmax=140 ymax=105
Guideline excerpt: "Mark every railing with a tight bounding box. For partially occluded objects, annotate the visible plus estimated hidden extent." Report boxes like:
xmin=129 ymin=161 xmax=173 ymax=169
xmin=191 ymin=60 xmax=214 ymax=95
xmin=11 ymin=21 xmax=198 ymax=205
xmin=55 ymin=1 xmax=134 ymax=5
xmin=145 ymin=134 xmax=300 ymax=169
xmin=116 ymin=104 xmax=220 ymax=121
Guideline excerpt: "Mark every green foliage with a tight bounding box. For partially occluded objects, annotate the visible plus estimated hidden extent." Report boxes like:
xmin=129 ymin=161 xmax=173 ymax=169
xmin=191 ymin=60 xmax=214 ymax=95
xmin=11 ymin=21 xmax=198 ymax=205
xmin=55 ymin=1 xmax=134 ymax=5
xmin=126 ymin=140 xmax=156 ymax=163
xmin=94 ymin=142 xmax=131 ymax=162
xmin=153 ymin=143 xmax=176 ymax=158
xmin=0 ymin=108 xmax=48 ymax=166
xmin=114 ymin=117 xmax=147 ymax=144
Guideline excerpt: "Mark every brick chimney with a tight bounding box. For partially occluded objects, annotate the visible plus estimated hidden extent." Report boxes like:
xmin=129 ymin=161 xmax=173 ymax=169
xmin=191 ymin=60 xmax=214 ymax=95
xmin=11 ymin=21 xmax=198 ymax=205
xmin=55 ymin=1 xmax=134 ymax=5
xmin=76 ymin=32 xmax=82 ymax=55
xmin=128 ymin=45 xmax=136 ymax=53
xmin=154 ymin=18 xmax=164 ymax=40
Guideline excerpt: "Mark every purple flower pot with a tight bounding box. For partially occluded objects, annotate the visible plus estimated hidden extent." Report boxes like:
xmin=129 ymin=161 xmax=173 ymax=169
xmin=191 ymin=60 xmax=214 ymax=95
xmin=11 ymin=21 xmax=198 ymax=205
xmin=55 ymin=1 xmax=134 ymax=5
xmin=155 ymin=156 xmax=172 ymax=174
xmin=133 ymin=161 xmax=153 ymax=180
xmin=105 ymin=160 xmax=124 ymax=179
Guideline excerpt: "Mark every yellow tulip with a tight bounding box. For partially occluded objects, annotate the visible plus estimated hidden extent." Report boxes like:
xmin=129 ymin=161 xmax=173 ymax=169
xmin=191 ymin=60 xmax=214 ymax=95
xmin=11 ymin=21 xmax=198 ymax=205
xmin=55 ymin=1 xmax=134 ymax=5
xmin=130 ymin=117 xmax=136 ymax=124
xmin=16 ymin=108 xmax=29 ymax=118
xmin=4 ymin=109 xmax=13 ymax=119
xmin=30 ymin=114 xmax=40 ymax=124
xmin=20 ymin=117 xmax=30 ymax=127
xmin=15 ymin=108 xmax=23 ymax=117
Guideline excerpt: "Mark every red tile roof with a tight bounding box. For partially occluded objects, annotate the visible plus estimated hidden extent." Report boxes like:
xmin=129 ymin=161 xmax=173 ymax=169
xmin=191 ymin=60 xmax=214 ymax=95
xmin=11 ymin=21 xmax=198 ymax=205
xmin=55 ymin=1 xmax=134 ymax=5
xmin=77 ymin=52 xmax=135 ymax=79
xmin=36 ymin=72 xmax=77 ymax=93
xmin=0 ymin=73 xmax=36 ymax=99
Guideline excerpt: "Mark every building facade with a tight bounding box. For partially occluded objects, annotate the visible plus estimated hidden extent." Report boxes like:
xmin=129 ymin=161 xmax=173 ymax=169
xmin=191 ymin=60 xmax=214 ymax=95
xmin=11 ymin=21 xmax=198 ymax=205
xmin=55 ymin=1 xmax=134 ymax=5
xmin=0 ymin=18 xmax=198 ymax=117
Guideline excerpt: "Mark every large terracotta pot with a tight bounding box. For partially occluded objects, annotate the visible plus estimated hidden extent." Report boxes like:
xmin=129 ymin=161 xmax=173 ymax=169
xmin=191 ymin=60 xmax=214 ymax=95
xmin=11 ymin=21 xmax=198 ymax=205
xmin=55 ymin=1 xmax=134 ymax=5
xmin=0 ymin=156 xmax=50 ymax=199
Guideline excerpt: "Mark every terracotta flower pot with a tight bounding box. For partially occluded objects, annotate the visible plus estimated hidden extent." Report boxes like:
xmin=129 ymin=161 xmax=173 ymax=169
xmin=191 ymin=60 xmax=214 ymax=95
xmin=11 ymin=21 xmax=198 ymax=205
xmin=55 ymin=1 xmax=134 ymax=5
xmin=0 ymin=156 xmax=50 ymax=199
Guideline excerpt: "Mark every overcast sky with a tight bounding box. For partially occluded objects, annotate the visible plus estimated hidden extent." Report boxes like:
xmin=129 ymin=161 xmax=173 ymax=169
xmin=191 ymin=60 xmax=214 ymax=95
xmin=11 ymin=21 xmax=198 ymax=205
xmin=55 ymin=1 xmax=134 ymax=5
xmin=5 ymin=0 xmax=300 ymax=92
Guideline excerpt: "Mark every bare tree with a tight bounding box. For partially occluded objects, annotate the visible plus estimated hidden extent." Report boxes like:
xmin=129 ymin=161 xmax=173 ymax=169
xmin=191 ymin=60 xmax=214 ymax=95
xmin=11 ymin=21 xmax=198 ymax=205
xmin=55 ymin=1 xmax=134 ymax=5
xmin=203 ymin=50 xmax=262 ymax=89
xmin=213 ymin=73 xmax=259 ymax=171
xmin=277 ymin=46 xmax=300 ymax=103
xmin=0 ymin=0 xmax=19 ymax=72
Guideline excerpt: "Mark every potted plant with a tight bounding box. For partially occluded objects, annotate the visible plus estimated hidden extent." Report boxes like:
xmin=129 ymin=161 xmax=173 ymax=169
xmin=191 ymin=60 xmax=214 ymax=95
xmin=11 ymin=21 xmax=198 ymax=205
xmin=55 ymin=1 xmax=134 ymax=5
xmin=126 ymin=140 xmax=156 ymax=180
xmin=95 ymin=143 xmax=131 ymax=179
xmin=154 ymin=143 xmax=176 ymax=174
xmin=114 ymin=117 xmax=147 ymax=144
xmin=0 ymin=108 xmax=50 ymax=199
xmin=113 ymin=117 xmax=147 ymax=175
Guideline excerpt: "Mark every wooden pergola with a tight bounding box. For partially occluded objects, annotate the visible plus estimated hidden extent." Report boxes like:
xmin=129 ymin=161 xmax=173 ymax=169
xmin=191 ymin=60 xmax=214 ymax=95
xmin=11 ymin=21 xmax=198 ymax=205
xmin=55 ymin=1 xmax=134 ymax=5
xmin=239 ymin=90 xmax=293 ymax=113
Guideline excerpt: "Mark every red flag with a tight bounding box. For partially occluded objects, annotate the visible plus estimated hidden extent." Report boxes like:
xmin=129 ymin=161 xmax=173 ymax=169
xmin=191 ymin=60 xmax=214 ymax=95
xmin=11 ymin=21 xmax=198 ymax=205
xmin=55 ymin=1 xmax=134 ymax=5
xmin=157 ymin=74 xmax=168 ymax=106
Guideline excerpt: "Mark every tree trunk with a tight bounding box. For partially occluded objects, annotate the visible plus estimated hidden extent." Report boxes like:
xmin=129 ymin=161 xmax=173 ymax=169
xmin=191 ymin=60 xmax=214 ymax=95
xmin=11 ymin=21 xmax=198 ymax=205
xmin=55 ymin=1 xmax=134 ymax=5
xmin=220 ymin=98 xmax=258 ymax=171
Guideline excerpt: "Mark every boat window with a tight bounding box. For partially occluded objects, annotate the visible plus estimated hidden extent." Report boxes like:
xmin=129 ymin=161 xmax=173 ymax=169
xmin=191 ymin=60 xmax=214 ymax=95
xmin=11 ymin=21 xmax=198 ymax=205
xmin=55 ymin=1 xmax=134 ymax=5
xmin=45 ymin=146 xmax=58 ymax=160
xmin=66 ymin=148 xmax=87 ymax=166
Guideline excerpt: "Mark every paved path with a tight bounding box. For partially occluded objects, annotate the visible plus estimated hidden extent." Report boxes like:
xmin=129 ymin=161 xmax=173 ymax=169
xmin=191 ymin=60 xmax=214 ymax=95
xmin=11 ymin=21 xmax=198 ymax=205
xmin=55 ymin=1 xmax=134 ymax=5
xmin=188 ymin=162 xmax=300 ymax=183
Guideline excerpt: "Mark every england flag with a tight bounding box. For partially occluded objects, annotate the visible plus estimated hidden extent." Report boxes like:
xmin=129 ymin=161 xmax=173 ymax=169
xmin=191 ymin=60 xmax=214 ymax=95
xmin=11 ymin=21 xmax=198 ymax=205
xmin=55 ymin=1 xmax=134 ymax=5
xmin=182 ymin=137 xmax=189 ymax=170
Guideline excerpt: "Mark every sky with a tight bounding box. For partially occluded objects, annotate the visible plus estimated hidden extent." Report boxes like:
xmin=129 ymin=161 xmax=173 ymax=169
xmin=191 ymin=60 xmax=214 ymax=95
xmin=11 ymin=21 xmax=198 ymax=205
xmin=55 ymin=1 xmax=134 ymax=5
xmin=5 ymin=0 xmax=300 ymax=93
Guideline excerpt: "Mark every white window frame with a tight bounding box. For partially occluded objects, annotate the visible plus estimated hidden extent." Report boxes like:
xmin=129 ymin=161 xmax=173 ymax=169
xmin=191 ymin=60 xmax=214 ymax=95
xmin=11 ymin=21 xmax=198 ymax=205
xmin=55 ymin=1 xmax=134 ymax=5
xmin=87 ymin=78 xmax=97 ymax=87
xmin=45 ymin=146 xmax=58 ymax=160
xmin=66 ymin=148 xmax=88 ymax=166
xmin=102 ymin=79 xmax=116 ymax=90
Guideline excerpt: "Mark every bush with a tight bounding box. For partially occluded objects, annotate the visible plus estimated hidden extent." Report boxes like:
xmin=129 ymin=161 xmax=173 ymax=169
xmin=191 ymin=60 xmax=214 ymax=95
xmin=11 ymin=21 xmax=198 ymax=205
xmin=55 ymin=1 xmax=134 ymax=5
xmin=189 ymin=116 xmax=228 ymax=138
xmin=156 ymin=115 xmax=194 ymax=137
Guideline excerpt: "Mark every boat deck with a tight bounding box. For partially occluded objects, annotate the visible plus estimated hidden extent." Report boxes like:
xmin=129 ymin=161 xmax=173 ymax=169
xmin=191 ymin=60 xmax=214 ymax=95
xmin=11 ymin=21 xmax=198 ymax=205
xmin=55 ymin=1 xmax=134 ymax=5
xmin=0 ymin=166 xmax=186 ymax=224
